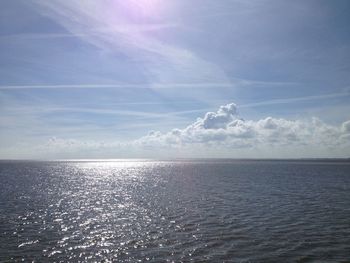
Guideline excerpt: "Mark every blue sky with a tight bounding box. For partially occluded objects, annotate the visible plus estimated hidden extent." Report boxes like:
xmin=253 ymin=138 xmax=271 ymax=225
xmin=1 ymin=0 xmax=350 ymax=159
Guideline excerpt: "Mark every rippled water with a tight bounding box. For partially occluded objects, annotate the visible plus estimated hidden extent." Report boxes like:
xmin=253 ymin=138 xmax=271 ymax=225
xmin=1 ymin=160 xmax=350 ymax=262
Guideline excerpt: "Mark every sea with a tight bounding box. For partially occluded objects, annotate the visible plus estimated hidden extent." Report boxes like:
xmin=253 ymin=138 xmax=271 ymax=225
xmin=0 ymin=159 xmax=349 ymax=262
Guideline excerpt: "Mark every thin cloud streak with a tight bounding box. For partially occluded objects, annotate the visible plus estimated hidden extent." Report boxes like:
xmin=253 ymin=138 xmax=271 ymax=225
xmin=30 ymin=0 xmax=233 ymax=106
xmin=1 ymin=105 xmax=208 ymax=120
xmin=0 ymin=83 xmax=234 ymax=90
xmin=48 ymin=107 xmax=207 ymax=118
xmin=232 ymin=78 xmax=298 ymax=87
xmin=239 ymin=92 xmax=350 ymax=108
xmin=0 ymin=77 xmax=298 ymax=90
xmin=0 ymin=23 xmax=180 ymax=41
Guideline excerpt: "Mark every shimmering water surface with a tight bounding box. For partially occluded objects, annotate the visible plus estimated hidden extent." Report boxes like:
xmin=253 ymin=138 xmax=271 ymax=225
xmin=1 ymin=160 xmax=350 ymax=262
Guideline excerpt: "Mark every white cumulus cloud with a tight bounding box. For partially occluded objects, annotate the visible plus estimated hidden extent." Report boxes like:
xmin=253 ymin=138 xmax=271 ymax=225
xmin=6 ymin=102 xmax=349 ymax=159
xmin=135 ymin=102 xmax=350 ymax=157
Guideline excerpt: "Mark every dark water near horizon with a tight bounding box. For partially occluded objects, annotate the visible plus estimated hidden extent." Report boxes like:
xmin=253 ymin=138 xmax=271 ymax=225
xmin=1 ymin=160 xmax=350 ymax=262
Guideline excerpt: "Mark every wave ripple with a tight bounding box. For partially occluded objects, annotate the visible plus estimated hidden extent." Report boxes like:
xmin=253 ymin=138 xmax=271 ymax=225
xmin=1 ymin=160 xmax=350 ymax=262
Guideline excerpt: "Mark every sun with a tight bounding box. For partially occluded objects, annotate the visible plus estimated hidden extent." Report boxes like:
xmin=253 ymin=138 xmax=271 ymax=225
xmin=125 ymin=0 xmax=165 ymax=17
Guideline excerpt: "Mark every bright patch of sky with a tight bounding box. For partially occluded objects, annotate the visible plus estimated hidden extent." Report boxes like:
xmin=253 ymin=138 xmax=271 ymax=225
xmin=1 ymin=0 xmax=350 ymax=159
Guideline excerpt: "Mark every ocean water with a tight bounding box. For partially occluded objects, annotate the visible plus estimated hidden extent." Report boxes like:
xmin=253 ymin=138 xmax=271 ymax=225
xmin=0 ymin=160 xmax=350 ymax=262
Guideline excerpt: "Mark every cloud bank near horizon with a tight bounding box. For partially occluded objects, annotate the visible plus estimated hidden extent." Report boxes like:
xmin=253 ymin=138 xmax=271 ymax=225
xmin=3 ymin=102 xmax=350 ymax=159
xmin=135 ymin=103 xmax=350 ymax=153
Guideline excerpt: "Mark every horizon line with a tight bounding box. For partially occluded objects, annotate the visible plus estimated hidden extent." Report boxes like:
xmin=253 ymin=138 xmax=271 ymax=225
xmin=1 ymin=157 xmax=349 ymax=162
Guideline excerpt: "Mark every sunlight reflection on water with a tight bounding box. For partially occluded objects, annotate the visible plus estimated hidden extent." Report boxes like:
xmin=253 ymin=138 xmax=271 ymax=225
xmin=1 ymin=160 xmax=350 ymax=262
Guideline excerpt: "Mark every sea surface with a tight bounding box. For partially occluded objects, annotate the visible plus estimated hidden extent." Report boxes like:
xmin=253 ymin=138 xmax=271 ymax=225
xmin=0 ymin=159 xmax=350 ymax=262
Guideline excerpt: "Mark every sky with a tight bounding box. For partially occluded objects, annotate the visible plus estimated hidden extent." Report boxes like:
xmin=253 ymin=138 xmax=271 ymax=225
xmin=0 ymin=0 xmax=350 ymax=159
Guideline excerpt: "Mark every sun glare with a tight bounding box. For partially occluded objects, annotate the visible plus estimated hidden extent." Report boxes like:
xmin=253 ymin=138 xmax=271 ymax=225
xmin=124 ymin=0 xmax=164 ymax=17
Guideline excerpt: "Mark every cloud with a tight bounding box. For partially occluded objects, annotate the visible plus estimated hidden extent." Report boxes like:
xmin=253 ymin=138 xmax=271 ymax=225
xmin=239 ymin=91 xmax=350 ymax=108
xmin=342 ymin=120 xmax=350 ymax=133
xmin=32 ymin=1 xmax=229 ymax=81
xmin=135 ymin=102 xmax=350 ymax=155
xmin=3 ymin=137 xmax=126 ymax=160
xmin=29 ymin=0 xmax=231 ymax=105
xmin=0 ymin=83 xmax=233 ymax=90
xmin=197 ymin=103 xmax=238 ymax=129
xmin=4 ymin=102 xmax=349 ymax=159
xmin=0 ymin=23 xmax=179 ymax=41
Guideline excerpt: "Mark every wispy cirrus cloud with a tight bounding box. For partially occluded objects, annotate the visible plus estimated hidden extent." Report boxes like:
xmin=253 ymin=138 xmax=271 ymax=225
xmin=32 ymin=1 xmax=227 ymax=76
xmin=0 ymin=83 xmax=233 ymax=90
xmin=239 ymin=91 xmax=350 ymax=108
xmin=28 ymin=0 xmax=231 ymax=105
xmin=0 ymin=23 xmax=179 ymax=41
